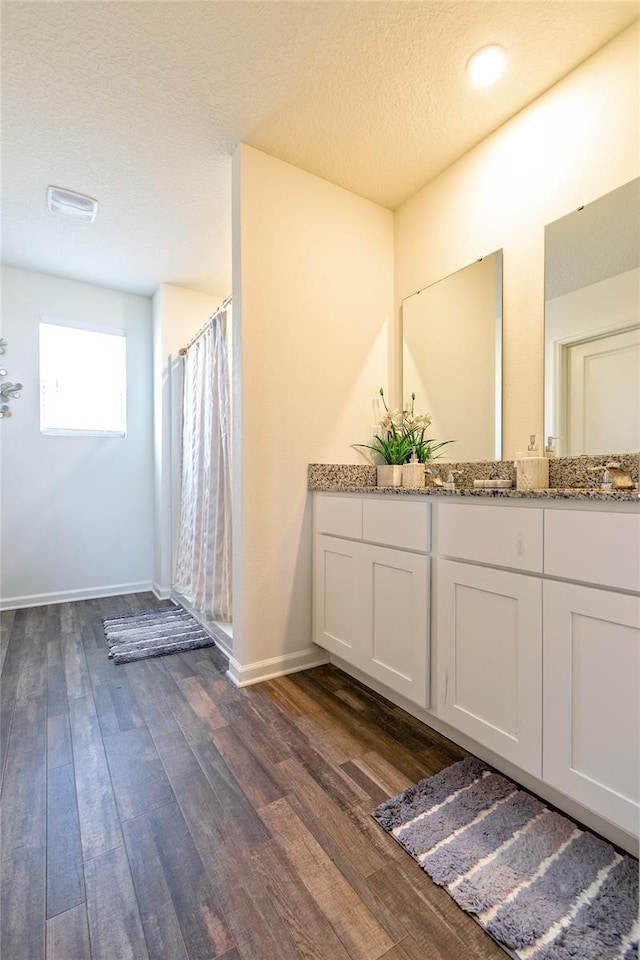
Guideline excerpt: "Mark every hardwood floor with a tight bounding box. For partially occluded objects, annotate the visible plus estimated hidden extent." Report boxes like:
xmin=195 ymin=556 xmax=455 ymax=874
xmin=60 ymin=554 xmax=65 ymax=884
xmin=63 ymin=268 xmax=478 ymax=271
xmin=0 ymin=594 xmax=506 ymax=960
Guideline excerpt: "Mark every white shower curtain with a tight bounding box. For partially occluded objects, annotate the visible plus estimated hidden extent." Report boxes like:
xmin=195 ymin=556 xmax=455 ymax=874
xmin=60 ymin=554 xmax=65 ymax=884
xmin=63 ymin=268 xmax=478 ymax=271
xmin=173 ymin=304 xmax=232 ymax=622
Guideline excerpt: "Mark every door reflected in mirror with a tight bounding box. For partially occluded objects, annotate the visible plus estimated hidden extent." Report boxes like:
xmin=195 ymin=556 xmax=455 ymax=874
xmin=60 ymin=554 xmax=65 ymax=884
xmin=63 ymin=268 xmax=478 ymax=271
xmin=544 ymin=178 xmax=640 ymax=456
xmin=402 ymin=251 xmax=502 ymax=462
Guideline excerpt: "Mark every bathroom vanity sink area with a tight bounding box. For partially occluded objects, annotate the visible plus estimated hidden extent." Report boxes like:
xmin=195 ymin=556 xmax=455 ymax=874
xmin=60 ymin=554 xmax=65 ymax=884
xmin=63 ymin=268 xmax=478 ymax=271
xmin=310 ymin=480 xmax=640 ymax=854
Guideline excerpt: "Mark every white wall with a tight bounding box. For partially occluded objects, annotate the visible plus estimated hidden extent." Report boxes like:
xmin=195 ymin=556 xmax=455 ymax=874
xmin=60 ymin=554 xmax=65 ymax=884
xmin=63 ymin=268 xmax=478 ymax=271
xmin=0 ymin=266 xmax=154 ymax=607
xmin=151 ymin=283 xmax=224 ymax=596
xmin=544 ymin=267 xmax=640 ymax=449
xmin=231 ymin=143 xmax=394 ymax=682
xmin=394 ymin=23 xmax=640 ymax=459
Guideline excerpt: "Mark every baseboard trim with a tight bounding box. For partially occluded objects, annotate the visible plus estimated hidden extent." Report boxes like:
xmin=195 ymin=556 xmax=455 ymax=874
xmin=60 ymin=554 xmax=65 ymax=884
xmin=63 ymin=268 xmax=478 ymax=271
xmin=0 ymin=581 xmax=154 ymax=611
xmin=169 ymin=590 xmax=234 ymax=659
xmin=227 ymin=647 xmax=329 ymax=687
xmin=152 ymin=583 xmax=172 ymax=600
xmin=209 ymin=626 xmax=233 ymax=660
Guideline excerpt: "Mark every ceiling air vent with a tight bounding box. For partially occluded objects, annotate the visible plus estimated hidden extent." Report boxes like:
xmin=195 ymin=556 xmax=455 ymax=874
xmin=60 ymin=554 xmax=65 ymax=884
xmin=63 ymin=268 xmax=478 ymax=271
xmin=47 ymin=186 xmax=99 ymax=222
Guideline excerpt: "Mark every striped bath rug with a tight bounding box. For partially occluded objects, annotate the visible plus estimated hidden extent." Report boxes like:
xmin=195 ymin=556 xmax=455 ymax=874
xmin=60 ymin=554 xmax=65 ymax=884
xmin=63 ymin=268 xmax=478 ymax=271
xmin=372 ymin=757 xmax=639 ymax=960
xmin=102 ymin=604 xmax=215 ymax=664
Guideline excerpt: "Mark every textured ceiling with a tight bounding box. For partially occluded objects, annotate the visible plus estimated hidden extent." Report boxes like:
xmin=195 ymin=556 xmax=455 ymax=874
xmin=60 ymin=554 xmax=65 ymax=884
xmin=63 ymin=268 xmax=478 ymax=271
xmin=2 ymin=1 xmax=638 ymax=297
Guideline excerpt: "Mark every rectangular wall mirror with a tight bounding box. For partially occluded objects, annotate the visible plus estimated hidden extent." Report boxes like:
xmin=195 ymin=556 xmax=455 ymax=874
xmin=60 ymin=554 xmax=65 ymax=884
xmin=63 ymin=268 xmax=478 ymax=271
xmin=402 ymin=251 xmax=503 ymax=462
xmin=544 ymin=177 xmax=640 ymax=456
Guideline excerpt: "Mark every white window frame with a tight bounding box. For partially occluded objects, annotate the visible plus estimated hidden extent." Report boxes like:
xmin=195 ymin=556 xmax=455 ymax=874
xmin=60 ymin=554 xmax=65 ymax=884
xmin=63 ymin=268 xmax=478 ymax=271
xmin=39 ymin=315 xmax=127 ymax=438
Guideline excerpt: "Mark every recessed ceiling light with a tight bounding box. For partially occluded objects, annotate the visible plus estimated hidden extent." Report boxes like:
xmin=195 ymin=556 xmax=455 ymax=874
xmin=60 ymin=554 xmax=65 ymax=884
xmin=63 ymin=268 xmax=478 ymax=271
xmin=47 ymin=186 xmax=99 ymax=222
xmin=466 ymin=45 xmax=507 ymax=87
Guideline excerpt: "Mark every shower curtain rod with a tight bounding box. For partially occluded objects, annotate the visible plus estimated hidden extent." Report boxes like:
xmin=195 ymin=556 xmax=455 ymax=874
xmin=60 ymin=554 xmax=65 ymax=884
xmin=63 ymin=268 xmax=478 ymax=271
xmin=178 ymin=294 xmax=232 ymax=356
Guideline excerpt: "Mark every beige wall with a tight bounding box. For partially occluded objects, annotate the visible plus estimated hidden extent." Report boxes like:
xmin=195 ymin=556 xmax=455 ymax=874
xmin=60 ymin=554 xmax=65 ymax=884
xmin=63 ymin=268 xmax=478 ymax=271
xmin=394 ymin=23 xmax=640 ymax=460
xmin=232 ymin=144 xmax=393 ymax=678
xmin=229 ymin=26 xmax=638 ymax=676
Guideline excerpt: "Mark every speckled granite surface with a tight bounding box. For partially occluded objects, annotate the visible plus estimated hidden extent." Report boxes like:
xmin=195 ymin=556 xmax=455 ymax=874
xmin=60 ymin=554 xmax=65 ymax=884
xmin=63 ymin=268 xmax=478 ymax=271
xmin=308 ymin=453 xmax=640 ymax=501
xmin=308 ymin=464 xmax=376 ymax=489
xmin=548 ymin=453 xmax=638 ymax=488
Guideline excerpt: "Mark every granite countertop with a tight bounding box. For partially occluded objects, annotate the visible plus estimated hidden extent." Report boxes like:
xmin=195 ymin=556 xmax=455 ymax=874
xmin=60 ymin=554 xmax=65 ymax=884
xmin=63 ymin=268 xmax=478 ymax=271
xmin=308 ymin=460 xmax=640 ymax=502
xmin=311 ymin=484 xmax=639 ymax=501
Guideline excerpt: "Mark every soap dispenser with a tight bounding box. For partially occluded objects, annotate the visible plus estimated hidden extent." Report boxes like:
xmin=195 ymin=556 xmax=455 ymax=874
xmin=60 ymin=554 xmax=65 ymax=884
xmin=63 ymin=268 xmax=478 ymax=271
xmin=515 ymin=434 xmax=549 ymax=491
xmin=402 ymin=448 xmax=425 ymax=489
xmin=545 ymin=436 xmax=561 ymax=457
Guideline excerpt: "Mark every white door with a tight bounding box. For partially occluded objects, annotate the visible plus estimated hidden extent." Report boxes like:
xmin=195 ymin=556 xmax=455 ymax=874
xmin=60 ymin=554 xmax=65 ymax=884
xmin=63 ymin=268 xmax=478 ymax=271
xmin=313 ymin=535 xmax=363 ymax=667
xmin=359 ymin=544 xmax=429 ymax=708
xmin=543 ymin=580 xmax=640 ymax=837
xmin=436 ymin=560 xmax=542 ymax=776
xmin=566 ymin=326 xmax=640 ymax=454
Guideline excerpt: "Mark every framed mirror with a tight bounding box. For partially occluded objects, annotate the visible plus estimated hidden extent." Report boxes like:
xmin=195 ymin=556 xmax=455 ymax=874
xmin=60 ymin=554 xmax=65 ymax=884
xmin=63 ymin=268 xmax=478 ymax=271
xmin=544 ymin=177 xmax=640 ymax=456
xmin=402 ymin=251 xmax=503 ymax=462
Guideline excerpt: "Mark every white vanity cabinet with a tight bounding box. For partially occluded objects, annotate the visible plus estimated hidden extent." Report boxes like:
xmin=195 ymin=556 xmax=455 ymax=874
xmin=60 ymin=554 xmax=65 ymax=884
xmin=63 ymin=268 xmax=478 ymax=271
xmin=313 ymin=494 xmax=430 ymax=707
xmin=435 ymin=503 xmax=544 ymax=777
xmin=542 ymin=510 xmax=640 ymax=836
xmin=434 ymin=501 xmax=639 ymax=832
xmin=312 ymin=489 xmax=640 ymax=849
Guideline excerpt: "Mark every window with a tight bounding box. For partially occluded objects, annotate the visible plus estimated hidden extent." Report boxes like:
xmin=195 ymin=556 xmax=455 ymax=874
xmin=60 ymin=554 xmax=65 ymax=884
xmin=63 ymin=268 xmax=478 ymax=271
xmin=39 ymin=319 xmax=127 ymax=436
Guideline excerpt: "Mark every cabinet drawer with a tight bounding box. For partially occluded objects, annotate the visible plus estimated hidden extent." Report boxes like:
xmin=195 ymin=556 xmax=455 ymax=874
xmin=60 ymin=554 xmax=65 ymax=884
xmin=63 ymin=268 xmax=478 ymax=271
xmin=437 ymin=503 xmax=543 ymax=572
xmin=544 ymin=511 xmax=640 ymax=592
xmin=362 ymin=498 xmax=430 ymax=553
xmin=314 ymin=494 xmax=362 ymax=539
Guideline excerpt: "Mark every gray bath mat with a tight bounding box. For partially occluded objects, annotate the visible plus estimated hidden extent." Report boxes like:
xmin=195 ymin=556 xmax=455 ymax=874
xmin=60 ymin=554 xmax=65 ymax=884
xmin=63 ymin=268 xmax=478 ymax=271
xmin=102 ymin=604 xmax=215 ymax=664
xmin=372 ymin=757 xmax=639 ymax=960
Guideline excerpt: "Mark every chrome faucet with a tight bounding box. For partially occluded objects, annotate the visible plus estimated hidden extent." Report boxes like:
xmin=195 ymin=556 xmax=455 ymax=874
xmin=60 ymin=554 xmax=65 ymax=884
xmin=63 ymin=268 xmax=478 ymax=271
xmin=444 ymin=469 xmax=462 ymax=492
xmin=604 ymin=461 xmax=634 ymax=490
xmin=425 ymin=466 xmax=444 ymax=487
xmin=588 ymin=465 xmax=613 ymax=490
xmin=589 ymin=462 xmax=634 ymax=491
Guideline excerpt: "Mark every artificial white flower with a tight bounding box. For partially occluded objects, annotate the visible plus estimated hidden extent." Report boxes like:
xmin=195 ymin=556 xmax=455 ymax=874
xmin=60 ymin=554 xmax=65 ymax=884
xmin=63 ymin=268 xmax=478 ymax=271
xmin=358 ymin=387 xmax=453 ymax=464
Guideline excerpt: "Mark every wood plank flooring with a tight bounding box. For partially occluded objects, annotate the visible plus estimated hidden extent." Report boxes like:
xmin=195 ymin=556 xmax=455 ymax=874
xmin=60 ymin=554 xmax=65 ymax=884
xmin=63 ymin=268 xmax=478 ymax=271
xmin=0 ymin=594 xmax=506 ymax=960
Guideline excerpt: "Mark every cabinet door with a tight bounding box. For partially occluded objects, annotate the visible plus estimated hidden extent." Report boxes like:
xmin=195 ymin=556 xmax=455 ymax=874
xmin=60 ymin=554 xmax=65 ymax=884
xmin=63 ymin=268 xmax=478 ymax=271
xmin=313 ymin=535 xmax=364 ymax=666
xmin=543 ymin=580 xmax=640 ymax=837
xmin=359 ymin=544 xmax=429 ymax=708
xmin=436 ymin=559 xmax=542 ymax=776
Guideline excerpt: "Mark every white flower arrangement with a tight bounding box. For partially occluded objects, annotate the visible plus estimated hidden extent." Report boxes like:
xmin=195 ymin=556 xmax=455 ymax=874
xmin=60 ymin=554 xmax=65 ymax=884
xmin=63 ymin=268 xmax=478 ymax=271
xmin=356 ymin=388 xmax=453 ymax=464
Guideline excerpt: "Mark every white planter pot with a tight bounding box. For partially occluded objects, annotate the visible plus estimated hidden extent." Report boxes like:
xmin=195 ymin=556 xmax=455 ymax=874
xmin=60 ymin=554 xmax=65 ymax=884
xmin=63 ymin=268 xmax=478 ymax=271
xmin=377 ymin=464 xmax=403 ymax=487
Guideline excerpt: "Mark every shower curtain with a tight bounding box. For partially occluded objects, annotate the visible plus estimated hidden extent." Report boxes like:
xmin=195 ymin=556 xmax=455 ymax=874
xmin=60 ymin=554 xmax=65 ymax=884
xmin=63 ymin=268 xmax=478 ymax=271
xmin=173 ymin=303 xmax=232 ymax=622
